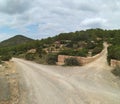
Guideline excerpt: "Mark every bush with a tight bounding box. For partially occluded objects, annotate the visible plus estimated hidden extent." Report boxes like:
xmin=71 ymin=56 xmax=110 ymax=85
xmin=0 ymin=60 xmax=2 ymax=64
xmin=111 ymin=66 xmax=120 ymax=77
xmin=46 ymin=53 xmax=58 ymax=65
xmin=59 ymin=48 xmax=88 ymax=57
xmin=75 ymin=48 xmax=88 ymax=57
xmin=64 ymin=57 xmax=80 ymax=66
xmin=1 ymin=54 xmax=12 ymax=61
xmin=25 ymin=53 xmax=35 ymax=61
xmin=92 ymin=46 xmax=103 ymax=56
xmin=108 ymin=45 xmax=120 ymax=62
xmin=58 ymin=49 xmax=73 ymax=55
xmin=86 ymin=42 xmax=96 ymax=49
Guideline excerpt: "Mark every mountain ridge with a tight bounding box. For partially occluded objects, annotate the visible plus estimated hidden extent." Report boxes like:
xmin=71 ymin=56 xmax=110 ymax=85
xmin=0 ymin=35 xmax=34 ymax=47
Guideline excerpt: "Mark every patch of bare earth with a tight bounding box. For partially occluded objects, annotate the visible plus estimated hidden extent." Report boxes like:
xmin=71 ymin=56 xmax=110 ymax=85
xmin=0 ymin=61 xmax=19 ymax=104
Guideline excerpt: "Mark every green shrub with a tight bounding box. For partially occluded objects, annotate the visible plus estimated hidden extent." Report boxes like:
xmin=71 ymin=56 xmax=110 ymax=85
xmin=59 ymin=48 xmax=88 ymax=57
xmin=86 ymin=42 xmax=96 ymax=49
xmin=58 ymin=49 xmax=73 ymax=55
xmin=0 ymin=60 xmax=2 ymax=64
xmin=108 ymin=45 xmax=120 ymax=62
xmin=76 ymin=48 xmax=88 ymax=57
xmin=111 ymin=66 xmax=120 ymax=77
xmin=1 ymin=54 xmax=12 ymax=61
xmin=46 ymin=53 xmax=58 ymax=65
xmin=25 ymin=53 xmax=35 ymax=61
xmin=92 ymin=46 xmax=103 ymax=56
xmin=64 ymin=57 xmax=80 ymax=66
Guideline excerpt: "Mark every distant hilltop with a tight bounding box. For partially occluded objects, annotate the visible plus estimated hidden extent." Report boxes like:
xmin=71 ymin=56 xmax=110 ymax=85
xmin=0 ymin=35 xmax=34 ymax=47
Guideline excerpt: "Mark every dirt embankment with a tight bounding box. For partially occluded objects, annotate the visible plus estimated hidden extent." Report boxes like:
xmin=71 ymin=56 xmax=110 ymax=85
xmin=0 ymin=61 xmax=19 ymax=104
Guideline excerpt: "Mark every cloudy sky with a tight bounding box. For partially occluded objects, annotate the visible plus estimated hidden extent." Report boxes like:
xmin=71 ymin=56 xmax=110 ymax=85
xmin=0 ymin=0 xmax=120 ymax=41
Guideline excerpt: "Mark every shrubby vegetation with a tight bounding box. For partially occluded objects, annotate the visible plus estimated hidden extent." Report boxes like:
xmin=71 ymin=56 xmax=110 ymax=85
xmin=25 ymin=53 xmax=35 ymax=61
xmin=64 ymin=57 xmax=80 ymax=66
xmin=45 ymin=53 xmax=58 ymax=65
xmin=59 ymin=48 xmax=88 ymax=57
xmin=0 ymin=54 xmax=12 ymax=61
xmin=0 ymin=28 xmax=120 ymax=65
xmin=107 ymin=45 xmax=120 ymax=64
xmin=111 ymin=66 xmax=120 ymax=77
xmin=0 ymin=59 xmax=2 ymax=64
xmin=92 ymin=43 xmax=103 ymax=56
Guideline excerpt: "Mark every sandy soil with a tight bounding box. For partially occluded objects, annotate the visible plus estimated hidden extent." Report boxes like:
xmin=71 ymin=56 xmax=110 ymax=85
xmin=13 ymin=44 xmax=120 ymax=104
xmin=0 ymin=61 xmax=19 ymax=104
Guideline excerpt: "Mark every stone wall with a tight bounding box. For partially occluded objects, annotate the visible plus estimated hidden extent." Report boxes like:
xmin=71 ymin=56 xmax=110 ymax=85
xmin=57 ymin=48 xmax=105 ymax=65
xmin=111 ymin=59 xmax=120 ymax=67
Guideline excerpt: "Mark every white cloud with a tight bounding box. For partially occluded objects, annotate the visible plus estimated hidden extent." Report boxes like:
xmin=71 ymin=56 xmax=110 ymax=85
xmin=81 ymin=18 xmax=107 ymax=28
xmin=0 ymin=0 xmax=120 ymax=40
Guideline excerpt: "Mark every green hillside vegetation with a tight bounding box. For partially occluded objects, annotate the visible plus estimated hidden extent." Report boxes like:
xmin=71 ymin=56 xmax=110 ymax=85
xmin=0 ymin=28 xmax=119 ymax=66
xmin=0 ymin=35 xmax=34 ymax=47
xmin=112 ymin=66 xmax=120 ymax=77
xmin=0 ymin=35 xmax=34 ymax=62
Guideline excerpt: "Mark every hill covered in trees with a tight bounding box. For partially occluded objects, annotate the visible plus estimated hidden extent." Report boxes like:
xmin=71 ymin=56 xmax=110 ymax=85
xmin=0 ymin=28 xmax=119 ymax=65
xmin=0 ymin=35 xmax=34 ymax=47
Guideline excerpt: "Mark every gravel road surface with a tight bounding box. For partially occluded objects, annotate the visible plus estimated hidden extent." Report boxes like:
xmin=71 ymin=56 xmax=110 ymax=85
xmin=13 ymin=45 xmax=120 ymax=104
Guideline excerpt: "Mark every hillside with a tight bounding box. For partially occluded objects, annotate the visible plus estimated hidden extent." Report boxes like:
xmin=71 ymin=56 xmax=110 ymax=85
xmin=0 ymin=29 xmax=120 ymax=67
xmin=0 ymin=35 xmax=34 ymax=47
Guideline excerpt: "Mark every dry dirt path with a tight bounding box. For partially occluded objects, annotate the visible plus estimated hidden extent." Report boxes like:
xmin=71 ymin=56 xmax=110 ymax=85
xmin=12 ymin=43 xmax=120 ymax=104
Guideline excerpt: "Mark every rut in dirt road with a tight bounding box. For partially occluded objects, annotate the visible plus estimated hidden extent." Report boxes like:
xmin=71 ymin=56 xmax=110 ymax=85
xmin=13 ymin=43 xmax=120 ymax=104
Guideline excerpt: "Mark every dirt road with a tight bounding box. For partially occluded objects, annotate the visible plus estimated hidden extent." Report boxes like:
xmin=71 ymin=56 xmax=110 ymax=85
xmin=13 ymin=44 xmax=120 ymax=104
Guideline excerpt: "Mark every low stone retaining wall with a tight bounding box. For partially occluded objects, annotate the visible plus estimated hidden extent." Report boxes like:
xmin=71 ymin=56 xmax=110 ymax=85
xmin=111 ymin=59 xmax=120 ymax=67
xmin=57 ymin=48 xmax=105 ymax=65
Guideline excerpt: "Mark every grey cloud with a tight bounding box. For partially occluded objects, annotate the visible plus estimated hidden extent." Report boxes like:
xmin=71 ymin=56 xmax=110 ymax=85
xmin=0 ymin=0 xmax=32 ymax=14
xmin=78 ymin=3 xmax=98 ymax=13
